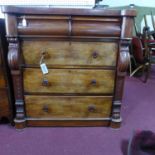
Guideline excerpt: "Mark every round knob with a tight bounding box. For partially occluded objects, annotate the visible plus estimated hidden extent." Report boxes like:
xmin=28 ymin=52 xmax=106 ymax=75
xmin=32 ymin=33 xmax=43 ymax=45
xmin=41 ymin=50 xmax=47 ymax=56
xmin=88 ymin=105 xmax=96 ymax=112
xmin=40 ymin=50 xmax=48 ymax=64
xmin=42 ymin=78 xmax=49 ymax=86
xmin=92 ymin=51 xmax=98 ymax=58
xmin=91 ymin=79 xmax=97 ymax=85
xmin=42 ymin=105 xmax=49 ymax=113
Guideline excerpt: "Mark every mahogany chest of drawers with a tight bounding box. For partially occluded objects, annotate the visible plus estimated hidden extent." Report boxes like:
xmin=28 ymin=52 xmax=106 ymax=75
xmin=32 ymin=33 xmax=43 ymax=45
xmin=0 ymin=19 xmax=12 ymax=123
xmin=3 ymin=6 xmax=136 ymax=129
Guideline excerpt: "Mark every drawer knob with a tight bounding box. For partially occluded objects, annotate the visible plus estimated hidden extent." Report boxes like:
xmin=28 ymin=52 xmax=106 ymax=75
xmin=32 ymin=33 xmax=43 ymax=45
xmin=40 ymin=50 xmax=48 ymax=64
xmin=91 ymin=79 xmax=97 ymax=85
xmin=92 ymin=51 xmax=98 ymax=58
xmin=88 ymin=105 xmax=96 ymax=112
xmin=42 ymin=78 xmax=50 ymax=86
xmin=42 ymin=105 xmax=49 ymax=113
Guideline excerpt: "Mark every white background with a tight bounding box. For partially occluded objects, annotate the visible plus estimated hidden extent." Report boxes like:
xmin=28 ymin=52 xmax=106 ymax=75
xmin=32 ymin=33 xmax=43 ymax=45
xmin=101 ymin=0 xmax=155 ymax=7
xmin=0 ymin=0 xmax=155 ymax=7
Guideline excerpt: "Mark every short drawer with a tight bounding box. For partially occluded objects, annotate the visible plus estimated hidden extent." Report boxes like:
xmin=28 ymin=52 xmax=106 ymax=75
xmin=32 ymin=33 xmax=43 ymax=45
xmin=25 ymin=95 xmax=113 ymax=118
xmin=24 ymin=68 xmax=115 ymax=94
xmin=22 ymin=41 xmax=117 ymax=67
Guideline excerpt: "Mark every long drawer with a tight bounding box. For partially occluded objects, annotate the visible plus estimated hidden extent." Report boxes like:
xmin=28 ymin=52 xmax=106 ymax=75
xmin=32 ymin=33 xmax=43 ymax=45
xmin=23 ymin=68 xmax=115 ymax=94
xmin=22 ymin=41 xmax=117 ymax=67
xmin=17 ymin=16 xmax=121 ymax=37
xmin=25 ymin=95 xmax=113 ymax=118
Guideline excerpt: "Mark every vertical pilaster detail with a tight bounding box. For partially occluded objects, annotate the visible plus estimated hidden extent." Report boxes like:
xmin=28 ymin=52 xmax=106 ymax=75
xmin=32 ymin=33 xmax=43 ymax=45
xmin=111 ymin=39 xmax=130 ymax=128
xmin=7 ymin=37 xmax=25 ymax=129
xmin=110 ymin=10 xmax=135 ymax=128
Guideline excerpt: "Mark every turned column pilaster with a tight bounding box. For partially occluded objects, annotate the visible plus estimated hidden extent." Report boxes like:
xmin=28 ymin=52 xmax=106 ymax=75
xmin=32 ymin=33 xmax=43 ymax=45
xmin=111 ymin=39 xmax=130 ymax=128
xmin=7 ymin=37 xmax=25 ymax=129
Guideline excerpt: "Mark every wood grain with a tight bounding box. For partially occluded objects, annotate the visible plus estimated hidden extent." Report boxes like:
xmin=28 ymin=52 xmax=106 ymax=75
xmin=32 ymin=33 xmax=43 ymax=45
xmin=25 ymin=95 xmax=113 ymax=118
xmin=0 ymin=89 xmax=10 ymax=118
xmin=22 ymin=41 xmax=117 ymax=67
xmin=18 ymin=18 xmax=69 ymax=36
xmin=0 ymin=69 xmax=6 ymax=88
xmin=26 ymin=119 xmax=110 ymax=127
xmin=72 ymin=21 xmax=120 ymax=37
xmin=3 ymin=6 xmax=136 ymax=128
xmin=2 ymin=6 xmax=136 ymax=17
xmin=23 ymin=68 xmax=115 ymax=94
xmin=0 ymin=19 xmax=12 ymax=122
xmin=16 ymin=16 xmax=121 ymax=37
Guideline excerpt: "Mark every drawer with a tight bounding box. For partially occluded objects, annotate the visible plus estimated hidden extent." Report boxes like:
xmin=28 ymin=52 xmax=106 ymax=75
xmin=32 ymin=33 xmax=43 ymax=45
xmin=25 ymin=95 xmax=113 ymax=118
xmin=17 ymin=16 xmax=121 ymax=37
xmin=24 ymin=68 xmax=115 ymax=94
xmin=22 ymin=41 xmax=117 ymax=67
xmin=0 ymin=68 xmax=6 ymax=88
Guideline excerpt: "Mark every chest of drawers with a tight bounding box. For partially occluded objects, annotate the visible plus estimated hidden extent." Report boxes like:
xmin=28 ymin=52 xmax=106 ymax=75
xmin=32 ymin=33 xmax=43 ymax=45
xmin=0 ymin=19 xmax=13 ymax=123
xmin=3 ymin=6 xmax=136 ymax=129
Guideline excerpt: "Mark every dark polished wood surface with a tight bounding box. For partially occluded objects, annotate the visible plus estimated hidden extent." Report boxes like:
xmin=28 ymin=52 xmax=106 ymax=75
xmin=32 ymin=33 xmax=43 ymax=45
xmin=0 ymin=19 xmax=13 ymax=123
xmin=2 ymin=6 xmax=136 ymax=16
xmin=3 ymin=6 xmax=136 ymax=129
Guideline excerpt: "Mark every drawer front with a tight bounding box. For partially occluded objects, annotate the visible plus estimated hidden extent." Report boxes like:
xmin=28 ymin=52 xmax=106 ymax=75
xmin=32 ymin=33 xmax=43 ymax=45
xmin=25 ymin=95 xmax=113 ymax=118
xmin=0 ymin=68 xmax=6 ymax=88
xmin=22 ymin=41 xmax=117 ymax=67
xmin=24 ymin=68 xmax=115 ymax=94
xmin=17 ymin=16 xmax=121 ymax=37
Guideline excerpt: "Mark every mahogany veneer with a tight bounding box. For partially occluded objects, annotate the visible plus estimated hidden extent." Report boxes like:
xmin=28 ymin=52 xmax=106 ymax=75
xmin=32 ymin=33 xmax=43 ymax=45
xmin=2 ymin=6 xmax=136 ymax=128
xmin=0 ymin=19 xmax=13 ymax=123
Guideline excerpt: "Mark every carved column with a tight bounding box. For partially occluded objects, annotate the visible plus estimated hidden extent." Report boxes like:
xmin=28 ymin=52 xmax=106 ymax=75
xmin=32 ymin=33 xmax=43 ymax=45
xmin=110 ymin=39 xmax=130 ymax=128
xmin=7 ymin=37 xmax=25 ymax=129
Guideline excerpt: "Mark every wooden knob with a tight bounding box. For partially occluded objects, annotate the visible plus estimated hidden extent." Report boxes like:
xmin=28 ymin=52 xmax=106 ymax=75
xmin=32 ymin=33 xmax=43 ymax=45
xmin=42 ymin=105 xmax=49 ymax=112
xmin=92 ymin=51 xmax=98 ymax=58
xmin=91 ymin=79 xmax=97 ymax=85
xmin=40 ymin=50 xmax=48 ymax=64
xmin=88 ymin=105 xmax=96 ymax=112
xmin=42 ymin=79 xmax=50 ymax=86
xmin=41 ymin=50 xmax=47 ymax=56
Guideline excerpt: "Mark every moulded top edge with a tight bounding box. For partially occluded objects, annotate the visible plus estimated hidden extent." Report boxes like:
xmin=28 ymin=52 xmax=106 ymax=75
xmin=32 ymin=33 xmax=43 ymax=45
xmin=2 ymin=6 xmax=136 ymax=17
